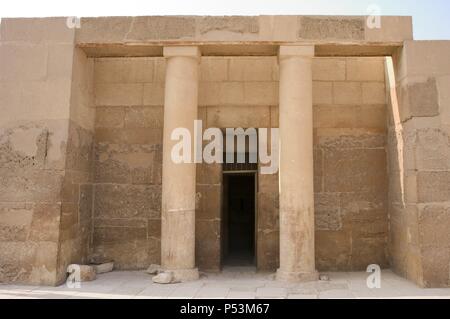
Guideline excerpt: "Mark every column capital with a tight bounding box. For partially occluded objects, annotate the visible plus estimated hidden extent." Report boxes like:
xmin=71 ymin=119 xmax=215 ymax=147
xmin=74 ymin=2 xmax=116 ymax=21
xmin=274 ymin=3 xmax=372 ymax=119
xmin=278 ymin=45 xmax=315 ymax=60
xmin=163 ymin=46 xmax=201 ymax=59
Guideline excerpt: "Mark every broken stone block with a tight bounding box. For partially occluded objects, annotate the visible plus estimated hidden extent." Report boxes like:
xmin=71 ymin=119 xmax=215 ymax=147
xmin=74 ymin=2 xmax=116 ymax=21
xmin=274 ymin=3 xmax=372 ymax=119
xmin=146 ymin=264 xmax=162 ymax=275
xmin=93 ymin=262 xmax=114 ymax=274
xmin=152 ymin=271 xmax=173 ymax=284
xmin=67 ymin=264 xmax=96 ymax=282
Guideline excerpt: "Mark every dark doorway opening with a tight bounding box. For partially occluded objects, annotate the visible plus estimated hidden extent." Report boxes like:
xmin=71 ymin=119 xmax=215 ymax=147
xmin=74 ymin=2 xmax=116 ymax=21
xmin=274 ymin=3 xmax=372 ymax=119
xmin=222 ymin=173 xmax=256 ymax=266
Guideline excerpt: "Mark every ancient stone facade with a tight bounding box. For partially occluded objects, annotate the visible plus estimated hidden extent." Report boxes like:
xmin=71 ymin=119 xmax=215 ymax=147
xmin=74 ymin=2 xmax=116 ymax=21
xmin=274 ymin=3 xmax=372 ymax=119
xmin=0 ymin=16 xmax=449 ymax=287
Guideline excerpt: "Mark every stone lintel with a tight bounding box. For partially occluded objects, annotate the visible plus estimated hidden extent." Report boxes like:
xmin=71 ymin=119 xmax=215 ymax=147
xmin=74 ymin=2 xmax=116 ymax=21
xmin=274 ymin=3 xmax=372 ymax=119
xmin=163 ymin=46 xmax=201 ymax=59
xmin=278 ymin=45 xmax=315 ymax=60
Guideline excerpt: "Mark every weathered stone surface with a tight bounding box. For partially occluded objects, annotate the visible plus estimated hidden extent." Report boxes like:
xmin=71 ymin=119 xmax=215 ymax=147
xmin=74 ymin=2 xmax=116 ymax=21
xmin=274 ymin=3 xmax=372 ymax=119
xmin=152 ymin=271 xmax=173 ymax=284
xmin=94 ymin=184 xmax=161 ymax=219
xmin=314 ymin=193 xmax=341 ymax=231
xmin=324 ymin=148 xmax=387 ymax=193
xmin=94 ymin=143 xmax=162 ymax=184
xmin=128 ymin=16 xmax=196 ymax=40
xmin=419 ymin=204 xmax=450 ymax=248
xmin=93 ymin=262 xmax=114 ymax=274
xmin=198 ymin=16 xmax=259 ymax=35
xmin=195 ymin=219 xmax=220 ymax=271
xmin=408 ymin=78 xmax=440 ymax=117
xmin=68 ymin=264 xmax=96 ymax=282
xmin=298 ymin=17 xmax=364 ymax=40
xmin=417 ymin=171 xmax=450 ymax=203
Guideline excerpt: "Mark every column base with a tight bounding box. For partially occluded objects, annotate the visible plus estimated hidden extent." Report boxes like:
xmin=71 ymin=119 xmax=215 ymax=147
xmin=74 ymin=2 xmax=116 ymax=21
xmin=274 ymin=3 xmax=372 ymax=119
xmin=171 ymin=268 xmax=199 ymax=282
xmin=276 ymin=269 xmax=319 ymax=282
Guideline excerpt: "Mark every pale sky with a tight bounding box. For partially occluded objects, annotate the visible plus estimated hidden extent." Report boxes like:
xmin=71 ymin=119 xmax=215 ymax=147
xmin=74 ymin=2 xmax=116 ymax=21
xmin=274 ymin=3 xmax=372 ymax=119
xmin=0 ymin=0 xmax=449 ymax=40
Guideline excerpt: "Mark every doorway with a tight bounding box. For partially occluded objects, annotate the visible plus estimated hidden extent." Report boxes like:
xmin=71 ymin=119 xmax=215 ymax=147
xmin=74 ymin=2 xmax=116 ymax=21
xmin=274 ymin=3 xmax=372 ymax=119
xmin=222 ymin=173 xmax=256 ymax=266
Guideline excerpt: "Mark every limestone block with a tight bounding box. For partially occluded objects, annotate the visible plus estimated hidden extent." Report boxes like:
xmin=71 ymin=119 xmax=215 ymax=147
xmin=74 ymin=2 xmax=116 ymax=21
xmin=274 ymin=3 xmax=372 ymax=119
xmin=127 ymin=16 xmax=196 ymax=41
xmin=258 ymin=15 xmax=298 ymax=41
xmin=362 ymin=82 xmax=386 ymax=104
xmin=197 ymin=16 xmax=259 ymax=38
xmin=417 ymin=171 xmax=450 ymax=203
xmin=92 ymin=262 xmax=114 ymax=274
xmin=333 ymin=82 xmax=362 ymax=105
xmin=124 ymin=106 xmax=164 ymax=129
xmin=219 ymin=82 xmax=245 ymax=105
xmin=65 ymin=123 xmax=94 ymax=172
xmin=257 ymin=192 xmax=279 ymax=230
xmin=365 ymin=16 xmax=413 ymax=42
xmin=153 ymin=58 xmax=166 ymax=82
xmin=47 ymin=43 xmax=76 ymax=80
xmin=143 ymin=82 xmax=165 ymax=106
xmin=196 ymin=163 xmax=222 ymax=185
xmin=313 ymin=58 xmax=346 ymax=81
xmin=96 ymin=106 xmax=125 ymax=128
xmin=94 ymin=58 xmax=154 ymax=83
xmin=313 ymin=148 xmax=323 ymax=192
xmin=313 ymin=81 xmax=333 ymax=105
xmin=92 ymin=229 xmax=149 ymax=269
xmin=415 ymin=128 xmax=450 ymax=170
xmin=421 ymin=248 xmax=450 ymax=288
xmin=206 ymin=105 xmax=270 ymax=128
xmin=298 ymin=16 xmax=365 ymax=40
xmin=95 ymin=83 xmax=143 ymax=106
xmin=229 ymin=57 xmax=277 ymax=82
xmin=316 ymin=128 xmax=385 ymax=149
xmin=0 ymin=43 xmax=48 ymax=81
xmin=402 ymin=41 xmax=450 ymax=78
xmin=314 ymin=193 xmax=341 ymax=231
xmin=244 ymin=82 xmax=278 ymax=105
xmin=94 ymin=184 xmax=161 ymax=219
xmin=152 ymin=271 xmax=173 ymax=284
xmin=0 ymin=204 xmax=33 ymax=242
xmin=28 ymin=203 xmax=61 ymax=242
xmin=324 ymin=148 xmax=387 ymax=193
xmin=196 ymin=184 xmax=221 ymax=219
xmin=0 ymin=17 xmax=75 ymax=43
xmin=351 ymin=237 xmax=388 ymax=270
xmin=195 ymin=219 xmax=220 ymax=271
xmin=0 ymin=168 xmax=64 ymax=203
xmin=94 ymin=143 xmax=161 ymax=184
xmin=359 ymin=105 xmax=386 ymax=129
xmin=346 ymin=58 xmax=385 ymax=82
xmin=200 ymin=58 xmax=228 ymax=82
xmin=199 ymin=82 xmax=220 ymax=106
xmin=407 ymin=78 xmax=440 ymax=117
xmin=256 ymin=229 xmax=279 ymax=271
xmin=67 ymin=264 xmax=96 ymax=282
xmin=95 ymin=127 xmax=162 ymax=145
xmin=438 ymin=76 xmax=450 ymax=126
xmin=315 ymin=230 xmax=351 ymax=271
xmin=418 ymin=204 xmax=450 ymax=248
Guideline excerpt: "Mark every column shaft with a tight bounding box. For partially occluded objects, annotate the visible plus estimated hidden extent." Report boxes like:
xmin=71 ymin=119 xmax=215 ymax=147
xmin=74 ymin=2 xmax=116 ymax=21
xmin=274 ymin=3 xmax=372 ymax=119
xmin=160 ymin=46 xmax=200 ymax=282
xmin=277 ymin=45 xmax=318 ymax=282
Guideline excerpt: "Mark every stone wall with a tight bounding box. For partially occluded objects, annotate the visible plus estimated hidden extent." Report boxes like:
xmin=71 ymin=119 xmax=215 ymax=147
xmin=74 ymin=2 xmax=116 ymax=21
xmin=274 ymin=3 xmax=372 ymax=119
xmin=92 ymin=58 xmax=163 ymax=269
xmin=389 ymin=41 xmax=450 ymax=288
xmin=92 ymin=56 xmax=388 ymax=272
xmin=0 ymin=18 xmax=95 ymax=285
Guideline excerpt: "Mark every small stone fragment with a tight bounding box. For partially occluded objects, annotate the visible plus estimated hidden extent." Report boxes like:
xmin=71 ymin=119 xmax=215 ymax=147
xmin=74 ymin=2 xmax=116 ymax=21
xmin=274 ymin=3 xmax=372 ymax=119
xmin=146 ymin=264 xmax=162 ymax=275
xmin=67 ymin=264 xmax=96 ymax=282
xmin=93 ymin=262 xmax=114 ymax=274
xmin=319 ymin=274 xmax=330 ymax=281
xmin=152 ymin=271 xmax=173 ymax=284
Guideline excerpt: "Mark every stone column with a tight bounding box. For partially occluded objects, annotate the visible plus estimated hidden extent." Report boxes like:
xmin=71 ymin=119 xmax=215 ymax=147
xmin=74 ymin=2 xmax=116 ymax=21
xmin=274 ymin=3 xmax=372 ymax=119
xmin=276 ymin=45 xmax=318 ymax=282
xmin=159 ymin=46 xmax=200 ymax=282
